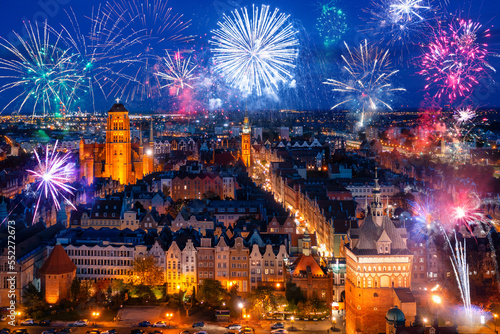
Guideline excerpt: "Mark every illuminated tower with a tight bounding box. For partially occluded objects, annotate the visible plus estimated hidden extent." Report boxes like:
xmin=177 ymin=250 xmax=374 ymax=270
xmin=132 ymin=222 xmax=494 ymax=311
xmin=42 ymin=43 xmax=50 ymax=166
xmin=143 ymin=116 xmax=154 ymax=175
xmin=345 ymin=169 xmax=414 ymax=334
xmin=104 ymin=103 xmax=132 ymax=184
xmin=241 ymin=110 xmax=251 ymax=167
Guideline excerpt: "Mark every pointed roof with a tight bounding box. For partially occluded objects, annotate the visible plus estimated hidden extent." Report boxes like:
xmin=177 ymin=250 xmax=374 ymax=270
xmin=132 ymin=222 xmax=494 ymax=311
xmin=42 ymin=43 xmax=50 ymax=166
xmin=109 ymin=103 xmax=128 ymax=113
xmin=40 ymin=245 xmax=76 ymax=275
xmin=291 ymin=254 xmax=325 ymax=276
xmin=377 ymin=230 xmax=392 ymax=243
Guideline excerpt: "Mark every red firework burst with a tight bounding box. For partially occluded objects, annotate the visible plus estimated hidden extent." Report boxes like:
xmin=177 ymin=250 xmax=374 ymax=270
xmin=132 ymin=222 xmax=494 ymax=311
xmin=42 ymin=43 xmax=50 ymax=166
xmin=418 ymin=19 xmax=494 ymax=102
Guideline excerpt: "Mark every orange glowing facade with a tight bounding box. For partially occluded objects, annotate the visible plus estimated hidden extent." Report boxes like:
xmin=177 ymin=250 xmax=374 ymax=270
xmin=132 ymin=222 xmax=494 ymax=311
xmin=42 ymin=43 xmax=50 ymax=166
xmin=241 ymin=113 xmax=251 ymax=167
xmin=79 ymin=103 xmax=154 ymax=185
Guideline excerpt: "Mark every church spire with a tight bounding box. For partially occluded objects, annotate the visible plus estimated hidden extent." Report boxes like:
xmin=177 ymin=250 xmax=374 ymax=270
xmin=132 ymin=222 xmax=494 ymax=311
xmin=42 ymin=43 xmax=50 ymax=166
xmin=139 ymin=122 xmax=143 ymax=147
xmin=371 ymin=166 xmax=384 ymax=226
xmin=149 ymin=116 xmax=154 ymax=143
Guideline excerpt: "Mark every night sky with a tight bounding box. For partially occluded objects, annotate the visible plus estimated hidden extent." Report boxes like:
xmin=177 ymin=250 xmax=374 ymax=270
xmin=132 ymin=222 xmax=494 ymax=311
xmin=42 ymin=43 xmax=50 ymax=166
xmin=1 ymin=0 xmax=500 ymax=113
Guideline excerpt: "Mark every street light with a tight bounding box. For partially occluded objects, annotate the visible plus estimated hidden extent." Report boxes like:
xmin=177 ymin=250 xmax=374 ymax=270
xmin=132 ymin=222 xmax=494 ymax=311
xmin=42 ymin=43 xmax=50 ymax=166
xmin=165 ymin=313 xmax=173 ymax=327
xmin=431 ymin=295 xmax=442 ymax=305
xmin=494 ymin=314 xmax=498 ymax=334
xmin=290 ymin=316 xmax=295 ymax=331
xmin=332 ymin=317 xmax=337 ymax=331
xmin=238 ymin=302 xmax=244 ymax=320
xmin=92 ymin=311 xmax=100 ymax=326
xmin=431 ymin=295 xmax=441 ymax=327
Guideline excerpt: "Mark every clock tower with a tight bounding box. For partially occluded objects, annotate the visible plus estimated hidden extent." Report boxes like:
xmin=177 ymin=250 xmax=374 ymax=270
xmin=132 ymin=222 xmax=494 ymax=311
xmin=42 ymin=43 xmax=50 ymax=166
xmin=241 ymin=111 xmax=251 ymax=167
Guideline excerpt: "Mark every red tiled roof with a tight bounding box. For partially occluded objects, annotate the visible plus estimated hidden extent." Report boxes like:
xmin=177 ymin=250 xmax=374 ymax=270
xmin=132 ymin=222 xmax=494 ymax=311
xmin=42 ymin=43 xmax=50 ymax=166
xmin=40 ymin=245 xmax=76 ymax=275
xmin=292 ymin=254 xmax=325 ymax=276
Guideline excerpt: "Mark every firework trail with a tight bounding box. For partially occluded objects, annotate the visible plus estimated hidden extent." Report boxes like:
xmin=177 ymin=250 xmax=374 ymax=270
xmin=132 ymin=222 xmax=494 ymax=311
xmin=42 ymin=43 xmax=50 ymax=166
xmin=323 ymin=40 xmax=405 ymax=126
xmin=418 ymin=19 xmax=495 ymax=103
xmin=0 ymin=21 xmax=84 ymax=116
xmin=445 ymin=232 xmax=472 ymax=323
xmin=210 ymin=4 xmax=299 ymax=98
xmin=156 ymin=51 xmax=198 ymax=96
xmin=27 ymin=141 xmax=76 ymax=223
xmin=93 ymin=0 xmax=193 ymax=101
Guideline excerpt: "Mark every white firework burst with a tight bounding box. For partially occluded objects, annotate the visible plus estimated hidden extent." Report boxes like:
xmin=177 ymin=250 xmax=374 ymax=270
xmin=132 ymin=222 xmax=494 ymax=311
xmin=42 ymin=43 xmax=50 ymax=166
xmin=156 ymin=52 xmax=198 ymax=95
xmin=323 ymin=40 xmax=405 ymax=125
xmin=210 ymin=4 xmax=299 ymax=97
xmin=453 ymin=107 xmax=476 ymax=126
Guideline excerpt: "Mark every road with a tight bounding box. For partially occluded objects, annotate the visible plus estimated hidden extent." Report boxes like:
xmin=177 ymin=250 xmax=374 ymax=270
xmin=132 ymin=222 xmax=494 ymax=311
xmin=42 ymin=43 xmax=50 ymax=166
xmin=1 ymin=318 xmax=345 ymax=334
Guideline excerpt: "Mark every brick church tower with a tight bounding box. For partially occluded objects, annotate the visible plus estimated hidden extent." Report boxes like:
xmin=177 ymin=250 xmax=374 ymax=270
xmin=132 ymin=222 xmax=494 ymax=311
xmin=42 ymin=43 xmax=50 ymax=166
xmin=345 ymin=169 xmax=415 ymax=334
xmin=241 ymin=111 xmax=251 ymax=167
xmin=79 ymin=103 xmax=154 ymax=185
xmin=104 ymin=103 xmax=133 ymax=184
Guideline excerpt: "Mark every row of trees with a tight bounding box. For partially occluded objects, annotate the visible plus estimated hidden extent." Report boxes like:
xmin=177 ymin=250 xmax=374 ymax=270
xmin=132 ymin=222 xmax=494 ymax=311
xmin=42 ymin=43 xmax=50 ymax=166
xmin=196 ymin=279 xmax=329 ymax=319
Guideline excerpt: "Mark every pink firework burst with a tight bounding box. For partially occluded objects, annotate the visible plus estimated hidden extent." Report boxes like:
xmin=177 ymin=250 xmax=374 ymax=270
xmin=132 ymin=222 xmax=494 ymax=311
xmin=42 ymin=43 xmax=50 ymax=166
xmin=448 ymin=191 xmax=489 ymax=234
xmin=28 ymin=141 xmax=76 ymax=223
xmin=418 ymin=19 xmax=495 ymax=102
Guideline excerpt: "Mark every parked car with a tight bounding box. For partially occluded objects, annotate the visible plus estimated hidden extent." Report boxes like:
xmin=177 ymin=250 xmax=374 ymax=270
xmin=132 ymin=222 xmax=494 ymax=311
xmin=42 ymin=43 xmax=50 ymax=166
xmin=239 ymin=328 xmax=252 ymax=334
xmin=271 ymin=330 xmax=287 ymax=334
xmin=12 ymin=330 xmax=29 ymax=334
xmin=131 ymin=330 xmax=145 ymax=334
xmin=85 ymin=330 xmax=100 ymax=334
xmin=138 ymin=322 xmax=151 ymax=328
xmin=0 ymin=315 xmax=7 ymax=322
xmin=56 ymin=329 xmax=72 ymax=334
xmin=270 ymin=323 xmax=284 ymax=330
xmin=195 ymin=331 xmax=207 ymax=334
xmin=153 ymin=322 xmax=167 ymax=328
xmin=101 ymin=330 xmax=116 ymax=334
xmin=41 ymin=329 xmax=56 ymax=334
xmin=1 ymin=328 xmax=10 ymax=334
xmin=191 ymin=322 xmax=204 ymax=328
xmin=74 ymin=320 xmax=89 ymax=327
xmin=21 ymin=320 xmax=35 ymax=326
xmin=227 ymin=325 xmax=241 ymax=330
xmin=40 ymin=320 xmax=52 ymax=326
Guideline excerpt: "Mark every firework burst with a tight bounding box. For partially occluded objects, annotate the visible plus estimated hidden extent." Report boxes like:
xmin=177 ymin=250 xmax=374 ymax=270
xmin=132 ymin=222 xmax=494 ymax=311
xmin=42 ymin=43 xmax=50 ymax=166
xmin=27 ymin=141 xmax=76 ymax=223
xmin=316 ymin=0 xmax=348 ymax=48
xmin=323 ymin=40 xmax=405 ymax=126
xmin=93 ymin=0 xmax=193 ymax=101
xmin=366 ymin=0 xmax=433 ymax=61
xmin=0 ymin=21 xmax=84 ymax=116
xmin=156 ymin=51 xmax=198 ymax=96
xmin=453 ymin=106 xmax=476 ymax=126
xmin=419 ymin=19 xmax=495 ymax=103
xmin=210 ymin=4 xmax=299 ymax=97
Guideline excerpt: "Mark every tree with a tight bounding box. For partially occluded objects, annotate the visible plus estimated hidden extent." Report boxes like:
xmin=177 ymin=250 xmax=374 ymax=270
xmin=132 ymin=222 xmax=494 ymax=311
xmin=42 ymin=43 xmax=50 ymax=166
xmin=286 ymin=282 xmax=305 ymax=305
xmin=198 ymin=279 xmax=226 ymax=307
xmin=162 ymin=185 xmax=170 ymax=198
xmin=22 ymin=282 xmax=47 ymax=318
xmin=248 ymin=286 xmax=281 ymax=316
xmin=70 ymin=277 xmax=81 ymax=302
xmin=132 ymin=255 xmax=164 ymax=286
